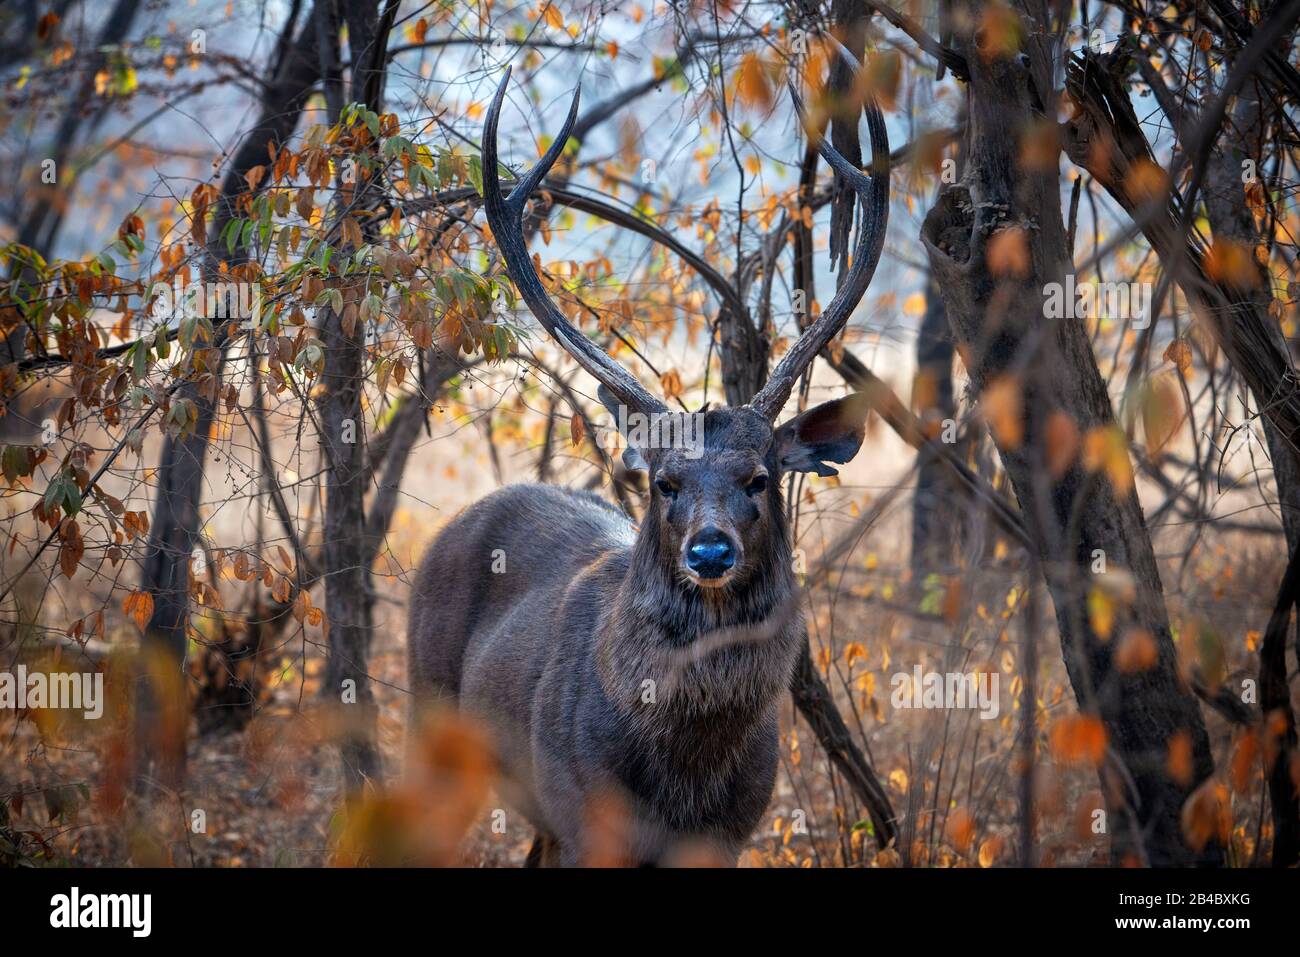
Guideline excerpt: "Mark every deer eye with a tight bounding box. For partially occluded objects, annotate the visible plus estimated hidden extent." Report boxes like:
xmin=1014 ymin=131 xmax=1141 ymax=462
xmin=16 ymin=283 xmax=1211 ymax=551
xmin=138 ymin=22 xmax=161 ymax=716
xmin=655 ymin=478 xmax=678 ymax=501
xmin=744 ymin=474 xmax=768 ymax=496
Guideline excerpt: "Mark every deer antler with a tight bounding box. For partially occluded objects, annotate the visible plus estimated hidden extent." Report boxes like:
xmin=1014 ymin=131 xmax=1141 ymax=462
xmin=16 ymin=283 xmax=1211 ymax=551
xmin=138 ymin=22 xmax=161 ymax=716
xmin=482 ymin=66 xmax=669 ymax=417
xmin=748 ymin=48 xmax=890 ymax=422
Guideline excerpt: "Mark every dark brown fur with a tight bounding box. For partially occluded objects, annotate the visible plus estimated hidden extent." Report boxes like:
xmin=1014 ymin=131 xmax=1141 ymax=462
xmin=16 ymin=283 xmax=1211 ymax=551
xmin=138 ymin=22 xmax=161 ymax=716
xmin=408 ymin=401 xmax=868 ymax=865
xmin=448 ymin=60 xmax=886 ymax=864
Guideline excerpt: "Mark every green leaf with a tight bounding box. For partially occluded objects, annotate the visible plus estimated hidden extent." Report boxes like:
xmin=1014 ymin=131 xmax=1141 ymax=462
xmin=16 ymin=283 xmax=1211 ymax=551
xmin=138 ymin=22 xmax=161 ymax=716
xmin=132 ymin=340 xmax=148 ymax=380
xmin=62 ymin=479 xmax=82 ymax=515
xmin=44 ymin=471 xmax=80 ymax=515
xmin=294 ymin=341 xmax=324 ymax=374
xmin=467 ymin=155 xmax=484 ymax=197
xmin=2 ymin=446 xmax=33 ymax=483
xmin=224 ymin=218 xmax=242 ymax=255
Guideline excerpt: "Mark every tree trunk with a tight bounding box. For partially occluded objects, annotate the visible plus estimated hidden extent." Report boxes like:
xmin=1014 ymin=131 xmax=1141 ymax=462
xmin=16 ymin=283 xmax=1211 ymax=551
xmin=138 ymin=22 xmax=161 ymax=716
xmin=1199 ymin=66 xmax=1300 ymax=869
xmin=134 ymin=368 xmax=225 ymax=790
xmin=1066 ymin=44 xmax=1300 ymax=867
xmin=921 ymin=3 xmax=1216 ymax=866
xmin=133 ymin=6 xmax=322 ymax=792
xmin=910 ymin=273 xmax=959 ymax=573
xmin=316 ymin=299 xmax=381 ymax=792
xmin=313 ymin=0 xmax=396 ymax=794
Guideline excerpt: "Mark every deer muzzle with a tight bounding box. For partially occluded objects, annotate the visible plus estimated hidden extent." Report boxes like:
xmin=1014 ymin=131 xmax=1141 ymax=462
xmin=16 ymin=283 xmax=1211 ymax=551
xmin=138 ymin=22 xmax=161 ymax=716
xmin=684 ymin=527 xmax=738 ymax=584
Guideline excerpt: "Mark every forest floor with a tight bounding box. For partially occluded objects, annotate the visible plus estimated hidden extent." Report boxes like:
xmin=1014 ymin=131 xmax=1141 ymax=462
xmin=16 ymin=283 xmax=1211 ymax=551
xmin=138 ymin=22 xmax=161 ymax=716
xmin=2 ymin=416 xmax=1293 ymax=867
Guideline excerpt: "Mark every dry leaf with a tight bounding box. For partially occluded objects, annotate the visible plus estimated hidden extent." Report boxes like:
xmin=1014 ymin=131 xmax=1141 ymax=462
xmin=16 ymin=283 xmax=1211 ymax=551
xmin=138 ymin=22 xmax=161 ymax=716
xmin=1115 ymin=629 xmax=1158 ymax=673
xmin=986 ymin=227 xmax=1031 ymax=279
xmin=1082 ymin=425 xmax=1134 ymax=494
xmin=123 ymin=590 xmax=154 ymax=631
xmin=1048 ymin=714 xmax=1107 ymax=767
xmin=1204 ymin=239 xmax=1261 ymax=289
xmin=1167 ymin=731 xmax=1194 ymax=786
xmin=1163 ymin=339 xmax=1193 ymax=375
xmin=736 ymin=53 xmax=773 ymax=111
xmin=1045 ymin=411 xmax=1080 ymax=478
xmin=982 ymin=376 xmax=1024 ymax=449
xmin=1180 ymin=779 xmax=1230 ymax=851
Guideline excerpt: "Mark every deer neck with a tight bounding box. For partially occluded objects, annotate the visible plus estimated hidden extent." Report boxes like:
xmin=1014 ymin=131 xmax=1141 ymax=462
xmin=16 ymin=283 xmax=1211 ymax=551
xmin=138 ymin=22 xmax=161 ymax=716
xmin=594 ymin=509 xmax=800 ymax=726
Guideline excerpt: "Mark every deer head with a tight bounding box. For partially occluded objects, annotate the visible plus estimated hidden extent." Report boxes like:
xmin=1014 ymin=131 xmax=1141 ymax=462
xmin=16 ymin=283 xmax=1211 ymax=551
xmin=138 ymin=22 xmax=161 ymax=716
xmin=482 ymin=57 xmax=888 ymax=591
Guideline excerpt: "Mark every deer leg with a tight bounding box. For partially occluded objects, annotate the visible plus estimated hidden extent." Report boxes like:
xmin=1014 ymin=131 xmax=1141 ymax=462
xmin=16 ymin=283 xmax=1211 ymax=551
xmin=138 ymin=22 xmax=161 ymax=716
xmin=524 ymin=831 xmax=560 ymax=867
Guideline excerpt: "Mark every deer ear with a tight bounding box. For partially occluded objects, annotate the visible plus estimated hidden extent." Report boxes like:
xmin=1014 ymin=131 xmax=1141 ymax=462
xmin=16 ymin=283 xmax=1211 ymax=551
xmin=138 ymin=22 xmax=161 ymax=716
xmin=774 ymin=394 xmax=870 ymax=477
xmin=598 ymin=386 xmax=649 ymax=472
xmin=621 ymin=445 xmax=648 ymax=472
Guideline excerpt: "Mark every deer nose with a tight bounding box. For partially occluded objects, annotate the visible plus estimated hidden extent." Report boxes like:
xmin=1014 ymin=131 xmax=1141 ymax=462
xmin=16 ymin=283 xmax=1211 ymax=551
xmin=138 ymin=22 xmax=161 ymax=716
xmin=686 ymin=528 xmax=736 ymax=579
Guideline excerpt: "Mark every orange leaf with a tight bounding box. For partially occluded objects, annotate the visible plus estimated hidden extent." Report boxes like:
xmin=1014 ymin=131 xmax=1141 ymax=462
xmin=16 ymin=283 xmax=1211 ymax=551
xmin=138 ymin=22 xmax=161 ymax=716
xmin=540 ymin=2 xmax=564 ymax=30
xmin=1163 ymin=338 xmax=1193 ymax=375
xmin=945 ymin=808 xmax=976 ymax=853
xmin=37 ymin=12 xmax=60 ymax=40
xmin=736 ymin=53 xmax=773 ymax=111
xmin=1141 ymin=372 xmax=1185 ymax=458
xmin=976 ymin=3 xmax=1024 ymax=62
xmin=1115 ymin=629 xmax=1158 ymax=673
xmin=1087 ymin=587 xmax=1115 ymax=640
xmin=1048 ymin=714 xmax=1107 ymax=767
xmin=1167 ymin=731 xmax=1194 ymax=786
xmin=59 ymin=536 xmax=83 ymax=580
xmin=986 ymin=227 xmax=1030 ymax=278
xmin=977 ymin=835 xmax=1004 ymax=867
xmin=1229 ymin=733 xmax=1258 ymax=793
xmin=982 ymin=376 xmax=1024 ymax=449
xmin=123 ymin=590 xmax=154 ymax=631
xmin=1082 ymin=425 xmax=1134 ymax=494
xmin=1127 ymin=159 xmax=1169 ymax=204
xmin=1180 ymin=779 xmax=1230 ymax=851
xmin=1045 ymin=411 xmax=1080 ymax=478
xmin=1204 ymin=239 xmax=1261 ymax=289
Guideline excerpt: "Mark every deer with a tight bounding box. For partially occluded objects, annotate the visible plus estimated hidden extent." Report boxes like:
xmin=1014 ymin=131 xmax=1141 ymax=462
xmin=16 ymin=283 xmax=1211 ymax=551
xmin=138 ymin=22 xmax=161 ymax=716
xmin=408 ymin=60 xmax=888 ymax=866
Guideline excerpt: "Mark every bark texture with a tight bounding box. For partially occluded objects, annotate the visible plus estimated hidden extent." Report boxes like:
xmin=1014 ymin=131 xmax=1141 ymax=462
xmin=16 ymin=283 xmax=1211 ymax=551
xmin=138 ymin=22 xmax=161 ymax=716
xmin=922 ymin=3 xmax=1215 ymax=866
xmin=133 ymin=6 xmax=321 ymax=790
xmin=312 ymin=0 xmax=397 ymax=794
xmin=1065 ymin=46 xmax=1300 ymax=866
xmin=910 ymin=273 xmax=960 ymax=573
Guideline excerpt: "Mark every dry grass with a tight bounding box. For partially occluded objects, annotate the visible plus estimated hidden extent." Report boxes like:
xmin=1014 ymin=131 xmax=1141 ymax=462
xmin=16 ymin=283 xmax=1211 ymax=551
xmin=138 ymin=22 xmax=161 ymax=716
xmin=1 ymin=411 xmax=1293 ymax=867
